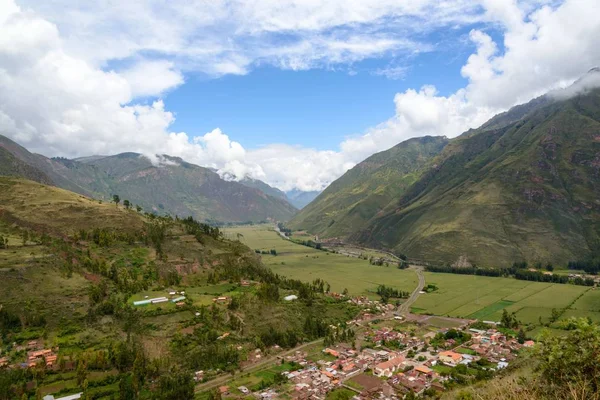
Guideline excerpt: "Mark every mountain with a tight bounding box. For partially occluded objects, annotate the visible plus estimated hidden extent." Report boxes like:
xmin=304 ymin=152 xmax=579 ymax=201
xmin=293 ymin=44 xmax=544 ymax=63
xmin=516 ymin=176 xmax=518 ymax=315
xmin=288 ymin=136 xmax=449 ymax=237
xmin=285 ymin=189 xmax=322 ymax=209
xmin=292 ymin=74 xmax=600 ymax=266
xmin=0 ymin=136 xmax=297 ymax=223
xmin=239 ymin=177 xmax=288 ymax=201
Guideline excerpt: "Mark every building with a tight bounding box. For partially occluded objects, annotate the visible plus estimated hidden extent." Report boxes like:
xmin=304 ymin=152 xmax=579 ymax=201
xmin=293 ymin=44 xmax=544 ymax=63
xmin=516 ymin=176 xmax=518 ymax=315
xmin=438 ymin=351 xmax=463 ymax=366
xmin=43 ymin=393 xmax=82 ymax=400
xmin=284 ymin=295 xmax=298 ymax=301
xmin=374 ymin=356 xmax=405 ymax=377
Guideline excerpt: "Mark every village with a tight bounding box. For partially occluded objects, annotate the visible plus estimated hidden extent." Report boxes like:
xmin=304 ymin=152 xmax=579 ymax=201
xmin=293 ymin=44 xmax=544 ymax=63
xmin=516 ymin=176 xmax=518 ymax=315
xmin=210 ymin=295 xmax=534 ymax=400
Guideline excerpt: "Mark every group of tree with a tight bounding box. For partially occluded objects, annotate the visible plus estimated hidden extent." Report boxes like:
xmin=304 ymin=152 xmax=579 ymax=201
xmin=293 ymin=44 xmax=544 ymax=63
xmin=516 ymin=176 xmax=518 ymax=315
xmin=181 ymin=216 xmax=222 ymax=241
xmin=376 ymin=285 xmax=409 ymax=303
xmin=425 ymin=264 xmax=595 ymax=286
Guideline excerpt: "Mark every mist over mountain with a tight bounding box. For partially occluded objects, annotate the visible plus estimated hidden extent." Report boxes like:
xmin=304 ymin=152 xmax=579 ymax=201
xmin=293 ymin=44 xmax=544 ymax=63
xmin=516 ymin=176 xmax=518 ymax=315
xmin=291 ymin=72 xmax=600 ymax=266
xmin=0 ymin=135 xmax=297 ymax=223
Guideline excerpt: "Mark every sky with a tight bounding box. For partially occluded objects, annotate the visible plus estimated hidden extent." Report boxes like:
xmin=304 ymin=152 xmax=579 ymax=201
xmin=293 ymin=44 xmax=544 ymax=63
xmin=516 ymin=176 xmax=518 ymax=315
xmin=1 ymin=0 xmax=600 ymax=191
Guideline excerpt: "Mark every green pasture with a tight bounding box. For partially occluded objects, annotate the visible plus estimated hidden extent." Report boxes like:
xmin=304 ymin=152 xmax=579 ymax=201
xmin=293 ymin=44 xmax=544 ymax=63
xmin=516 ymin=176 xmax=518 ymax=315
xmin=413 ymin=272 xmax=591 ymax=326
xmin=222 ymin=225 xmax=418 ymax=297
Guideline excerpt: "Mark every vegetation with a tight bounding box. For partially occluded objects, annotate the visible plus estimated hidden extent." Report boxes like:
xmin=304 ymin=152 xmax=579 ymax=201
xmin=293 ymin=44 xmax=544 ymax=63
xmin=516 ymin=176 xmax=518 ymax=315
xmin=0 ymin=135 xmax=297 ymax=223
xmin=292 ymin=88 xmax=600 ymax=267
xmin=223 ymin=224 xmax=418 ymax=297
xmin=288 ymin=136 xmax=449 ymax=238
xmin=0 ymin=178 xmax=358 ymax=399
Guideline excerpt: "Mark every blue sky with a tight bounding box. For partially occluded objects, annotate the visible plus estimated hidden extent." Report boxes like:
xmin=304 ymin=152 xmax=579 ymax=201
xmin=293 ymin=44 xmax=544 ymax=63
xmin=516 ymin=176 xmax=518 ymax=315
xmin=3 ymin=0 xmax=598 ymax=191
xmin=166 ymin=27 xmax=484 ymax=151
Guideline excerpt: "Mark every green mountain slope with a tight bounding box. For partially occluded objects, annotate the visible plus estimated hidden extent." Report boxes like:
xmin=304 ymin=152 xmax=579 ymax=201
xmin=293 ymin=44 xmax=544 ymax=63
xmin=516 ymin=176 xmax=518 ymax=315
xmin=288 ymin=136 xmax=449 ymax=237
xmin=0 ymin=136 xmax=297 ymax=223
xmin=353 ymin=88 xmax=600 ymax=266
xmin=239 ymin=177 xmax=288 ymax=201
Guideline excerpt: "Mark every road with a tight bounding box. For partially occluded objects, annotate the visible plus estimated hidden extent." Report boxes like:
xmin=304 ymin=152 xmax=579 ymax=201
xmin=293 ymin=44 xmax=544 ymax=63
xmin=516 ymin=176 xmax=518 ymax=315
xmin=195 ymin=338 xmax=324 ymax=393
xmin=273 ymin=224 xmax=290 ymax=240
xmin=397 ymin=266 xmax=425 ymax=315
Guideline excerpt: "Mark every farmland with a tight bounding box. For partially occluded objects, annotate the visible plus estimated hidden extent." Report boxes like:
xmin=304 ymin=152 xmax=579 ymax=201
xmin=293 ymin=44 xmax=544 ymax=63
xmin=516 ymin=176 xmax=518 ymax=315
xmin=222 ymin=224 xmax=418 ymax=297
xmin=412 ymin=272 xmax=598 ymax=326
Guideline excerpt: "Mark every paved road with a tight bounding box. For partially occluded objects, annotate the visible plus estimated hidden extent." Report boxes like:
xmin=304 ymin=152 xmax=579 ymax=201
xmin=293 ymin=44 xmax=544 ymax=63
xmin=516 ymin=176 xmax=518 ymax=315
xmin=397 ymin=266 xmax=425 ymax=315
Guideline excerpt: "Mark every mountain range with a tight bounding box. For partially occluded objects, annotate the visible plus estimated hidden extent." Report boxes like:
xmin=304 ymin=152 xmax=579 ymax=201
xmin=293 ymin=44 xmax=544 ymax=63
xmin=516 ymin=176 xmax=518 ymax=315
xmin=0 ymin=135 xmax=297 ymax=223
xmin=291 ymin=71 xmax=600 ymax=266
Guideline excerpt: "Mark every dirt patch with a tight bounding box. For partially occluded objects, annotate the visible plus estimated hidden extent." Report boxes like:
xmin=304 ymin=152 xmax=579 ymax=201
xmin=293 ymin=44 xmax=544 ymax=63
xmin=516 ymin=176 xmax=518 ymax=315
xmin=83 ymin=272 xmax=101 ymax=283
xmin=349 ymin=374 xmax=383 ymax=391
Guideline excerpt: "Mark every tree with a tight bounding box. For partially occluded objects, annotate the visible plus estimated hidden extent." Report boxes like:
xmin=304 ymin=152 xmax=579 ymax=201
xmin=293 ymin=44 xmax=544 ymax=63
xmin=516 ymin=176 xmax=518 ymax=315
xmin=157 ymin=369 xmax=195 ymax=400
xmin=119 ymin=374 xmax=136 ymax=400
xmin=123 ymin=199 xmax=131 ymax=209
xmin=517 ymin=328 xmax=526 ymax=344
xmin=342 ymin=288 xmax=349 ymax=296
xmin=21 ymin=230 xmax=29 ymax=246
xmin=536 ymin=318 xmax=600 ymax=397
xmin=113 ymin=194 xmax=120 ymax=207
xmin=76 ymin=360 xmax=88 ymax=387
xmin=135 ymin=205 xmax=142 ymax=212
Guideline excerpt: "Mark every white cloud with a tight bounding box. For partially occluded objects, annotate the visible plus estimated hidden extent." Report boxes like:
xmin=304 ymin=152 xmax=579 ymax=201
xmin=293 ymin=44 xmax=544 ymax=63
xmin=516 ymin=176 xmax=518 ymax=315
xmin=0 ymin=0 xmax=599 ymax=194
xmin=121 ymin=60 xmax=184 ymax=98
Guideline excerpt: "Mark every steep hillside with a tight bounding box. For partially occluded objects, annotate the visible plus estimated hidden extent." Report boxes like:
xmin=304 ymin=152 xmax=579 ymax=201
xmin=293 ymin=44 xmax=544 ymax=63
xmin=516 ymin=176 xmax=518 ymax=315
xmin=288 ymin=136 xmax=449 ymax=237
xmin=66 ymin=153 xmax=298 ymax=222
xmin=354 ymin=87 xmax=600 ymax=266
xmin=0 ymin=136 xmax=297 ymax=223
xmin=0 ymin=177 xmax=144 ymax=234
xmin=239 ymin=177 xmax=289 ymax=201
xmin=0 ymin=178 xmax=356 ymax=399
xmin=285 ymin=189 xmax=321 ymax=209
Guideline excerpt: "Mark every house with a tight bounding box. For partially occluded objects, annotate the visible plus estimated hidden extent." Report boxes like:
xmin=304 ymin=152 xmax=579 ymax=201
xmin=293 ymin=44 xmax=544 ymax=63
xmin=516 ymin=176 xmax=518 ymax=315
xmin=523 ymin=340 xmax=535 ymax=348
xmin=238 ymin=386 xmax=250 ymax=394
xmin=0 ymin=357 xmax=8 ymax=367
xmin=219 ymin=386 xmax=229 ymax=395
xmin=374 ymin=356 xmax=405 ymax=377
xmin=438 ymin=351 xmax=463 ymax=366
xmin=213 ymin=296 xmax=229 ymax=303
xmin=43 ymin=393 xmax=82 ymax=400
xmin=414 ymin=365 xmax=433 ymax=377
xmin=284 ymin=295 xmax=298 ymax=301
xmin=323 ymin=348 xmax=339 ymax=358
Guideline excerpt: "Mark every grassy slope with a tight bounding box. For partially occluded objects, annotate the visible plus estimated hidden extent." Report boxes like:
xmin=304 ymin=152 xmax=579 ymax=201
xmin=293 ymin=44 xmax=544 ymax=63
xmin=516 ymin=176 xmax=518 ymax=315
xmin=288 ymin=136 xmax=449 ymax=237
xmin=353 ymin=90 xmax=600 ymax=266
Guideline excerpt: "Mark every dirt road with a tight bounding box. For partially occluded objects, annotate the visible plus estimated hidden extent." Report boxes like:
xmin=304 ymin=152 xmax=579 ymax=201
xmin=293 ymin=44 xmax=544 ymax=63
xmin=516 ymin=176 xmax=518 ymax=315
xmin=195 ymin=338 xmax=324 ymax=393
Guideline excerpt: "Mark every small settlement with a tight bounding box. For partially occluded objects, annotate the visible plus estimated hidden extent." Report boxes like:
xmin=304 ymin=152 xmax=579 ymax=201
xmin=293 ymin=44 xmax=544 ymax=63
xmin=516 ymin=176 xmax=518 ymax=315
xmin=205 ymin=295 xmax=533 ymax=400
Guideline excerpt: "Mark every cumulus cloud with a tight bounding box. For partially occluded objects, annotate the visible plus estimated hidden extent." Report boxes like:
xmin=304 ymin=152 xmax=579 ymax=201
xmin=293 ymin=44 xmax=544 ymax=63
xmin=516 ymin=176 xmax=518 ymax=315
xmin=1 ymin=0 xmax=599 ymax=193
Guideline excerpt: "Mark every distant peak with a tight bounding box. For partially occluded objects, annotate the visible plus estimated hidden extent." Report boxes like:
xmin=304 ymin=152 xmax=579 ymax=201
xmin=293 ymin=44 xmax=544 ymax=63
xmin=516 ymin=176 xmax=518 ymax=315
xmin=589 ymin=67 xmax=600 ymax=74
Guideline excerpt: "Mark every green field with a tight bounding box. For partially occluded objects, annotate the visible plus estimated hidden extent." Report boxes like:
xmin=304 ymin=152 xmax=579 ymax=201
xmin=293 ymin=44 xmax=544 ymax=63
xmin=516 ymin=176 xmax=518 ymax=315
xmin=223 ymin=225 xmax=418 ymax=297
xmin=413 ymin=272 xmax=592 ymax=325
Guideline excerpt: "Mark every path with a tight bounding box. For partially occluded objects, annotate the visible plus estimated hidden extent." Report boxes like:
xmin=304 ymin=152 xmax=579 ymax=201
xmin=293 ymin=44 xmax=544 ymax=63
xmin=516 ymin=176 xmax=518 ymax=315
xmin=397 ymin=266 xmax=425 ymax=315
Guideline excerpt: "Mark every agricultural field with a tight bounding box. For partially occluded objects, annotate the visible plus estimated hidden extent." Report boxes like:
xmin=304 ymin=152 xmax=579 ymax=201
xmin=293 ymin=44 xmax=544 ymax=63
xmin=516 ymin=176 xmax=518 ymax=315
xmin=412 ymin=272 xmax=594 ymax=326
xmin=222 ymin=225 xmax=418 ymax=297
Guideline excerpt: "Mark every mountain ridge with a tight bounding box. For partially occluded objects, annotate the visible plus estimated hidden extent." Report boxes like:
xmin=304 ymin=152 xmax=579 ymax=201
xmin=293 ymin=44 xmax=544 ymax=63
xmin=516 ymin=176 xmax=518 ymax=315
xmin=291 ymin=77 xmax=600 ymax=266
xmin=0 ymin=135 xmax=297 ymax=223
